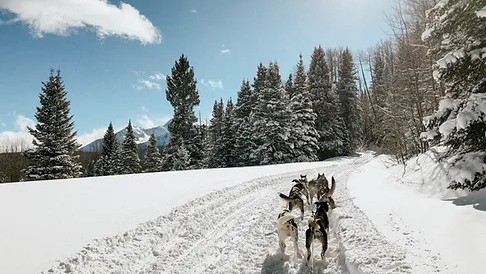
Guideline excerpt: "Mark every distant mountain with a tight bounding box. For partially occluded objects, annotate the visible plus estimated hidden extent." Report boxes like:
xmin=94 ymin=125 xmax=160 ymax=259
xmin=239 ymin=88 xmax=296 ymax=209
xmin=80 ymin=121 xmax=171 ymax=152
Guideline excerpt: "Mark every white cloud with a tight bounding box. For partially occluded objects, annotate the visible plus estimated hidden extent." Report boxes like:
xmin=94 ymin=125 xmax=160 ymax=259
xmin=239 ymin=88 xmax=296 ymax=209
xmin=136 ymin=114 xmax=170 ymax=129
xmin=0 ymin=131 xmax=33 ymax=152
xmin=15 ymin=114 xmax=35 ymax=131
xmin=148 ymin=73 xmax=166 ymax=81
xmin=0 ymin=0 xmax=161 ymax=44
xmin=76 ymin=127 xmax=107 ymax=146
xmin=0 ymin=114 xmax=35 ymax=152
xmin=138 ymin=79 xmax=161 ymax=90
xmin=133 ymin=72 xmax=166 ymax=91
xmin=201 ymin=79 xmax=223 ymax=89
xmin=190 ymin=9 xmax=197 ymax=14
xmin=220 ymin=44 xmax=231 ymax=55
xmin=141 ymin=106 xmax=149 ymax=112
xmin=220 ymin=49 xmax=231 ymax=55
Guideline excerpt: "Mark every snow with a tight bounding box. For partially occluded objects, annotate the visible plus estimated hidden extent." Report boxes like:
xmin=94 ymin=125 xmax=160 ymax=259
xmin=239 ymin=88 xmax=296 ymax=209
xmin=477 ymin=6 xmax=486 ymax=18
xmin=0 ymin=160 xmax=338 ymax=274
xmin=348 ymin=152 xmax=486 ymax=274
xmin=1 ymin=152 xmax=485 ymax=273
xmin=436 ymin=48 xmax=464 ymax=69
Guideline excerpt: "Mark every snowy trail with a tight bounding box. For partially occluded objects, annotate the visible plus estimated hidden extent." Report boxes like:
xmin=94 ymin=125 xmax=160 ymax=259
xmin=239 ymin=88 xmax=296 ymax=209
xmin=45 ymin=154 xmax=411 ymax=274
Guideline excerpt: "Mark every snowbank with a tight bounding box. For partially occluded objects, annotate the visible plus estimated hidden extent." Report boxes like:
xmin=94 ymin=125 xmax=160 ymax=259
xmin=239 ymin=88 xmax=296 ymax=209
xmin=348 ymin=153 xmax=486 ymax=274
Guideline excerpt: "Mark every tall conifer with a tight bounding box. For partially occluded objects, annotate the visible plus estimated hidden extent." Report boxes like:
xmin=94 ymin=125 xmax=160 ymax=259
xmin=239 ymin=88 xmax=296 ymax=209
xmin=23 ymin=70 xmax=81 ymax=181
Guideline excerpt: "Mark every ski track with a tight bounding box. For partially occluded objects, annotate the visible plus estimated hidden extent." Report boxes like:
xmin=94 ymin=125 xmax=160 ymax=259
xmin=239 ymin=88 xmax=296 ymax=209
xmin=45 ymin=155 xmax=412 ymax=274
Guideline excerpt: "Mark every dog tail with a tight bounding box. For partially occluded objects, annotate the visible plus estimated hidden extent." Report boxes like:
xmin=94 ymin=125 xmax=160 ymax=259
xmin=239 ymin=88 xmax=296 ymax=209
xmin=264 ymin=228 xmax=278 ymax=236
xmin=277 ymin=215 xmax=296 ymax=227
xmin=279 ymin=193 xmax=293 ymax=200
xmin=327 ymin=177 xmax=336 ymax=197
xmin=279 ymin=193 xmax=301 ymax=201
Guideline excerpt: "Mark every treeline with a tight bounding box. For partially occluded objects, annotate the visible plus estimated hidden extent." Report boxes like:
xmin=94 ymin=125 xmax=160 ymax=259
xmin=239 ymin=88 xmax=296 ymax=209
xmin=90 ymin=49 xmax=361 ymax=174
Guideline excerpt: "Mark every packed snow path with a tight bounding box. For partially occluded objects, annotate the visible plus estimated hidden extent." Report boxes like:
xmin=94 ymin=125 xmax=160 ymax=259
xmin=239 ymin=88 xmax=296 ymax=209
xmin=46 ymin=155 xmax=411 ymax=274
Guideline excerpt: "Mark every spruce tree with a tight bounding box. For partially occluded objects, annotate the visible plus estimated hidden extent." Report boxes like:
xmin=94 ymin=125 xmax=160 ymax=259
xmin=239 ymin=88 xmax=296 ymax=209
xmin=308 ymin=46 xmax=349 ymax=159
xmin=121 ymin=121 xmax=141 ymax=174
xmin=93 ymin=123 xmax=123 ymax=176
xmin=289 ymin=54 xmax=319 ymax=161
xmin=234 ymin=80 xmax=257 ymax=166
xmin=23 ymin=70 xmax=82 ymax=181
xmin=252 ymin=62 xmax=293 ymax=164
xmin=221 ymin=99 xmax=236 ymax=167
xmin=206 ymin=99 xmax=225 ymax=168
xmin=370 ymin=49 xmax=388 ymax=146
xmin=285 ymin=74 xmax=295 ymax=99
xmin=422 ymin=0 xmax=486 ymax=190
xmin=165 ymin=55 xmax=202 ymax=170
xmin=337 ymin=48 xmax=363 ymax=151
xmin=144 ymin=133 xmax=163 ymax=172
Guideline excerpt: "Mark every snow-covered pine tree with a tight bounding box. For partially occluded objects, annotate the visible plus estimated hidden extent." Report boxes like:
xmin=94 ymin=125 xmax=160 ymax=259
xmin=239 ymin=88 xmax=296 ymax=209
xmin=221 ymin=99 xmax=237 ymax=167
xmin=120 ymin=121 xmax=141 ymax=174
xmin=251 ymin=63 xmax=268 ymax=107
xmin=422 ymin=0 xmax=486 ymax=191
xmin=285 ymin=74 xmax=295 ymax=100
xmin=370 ymin=48 xmax=388 ymax=146
xmin=337 ymin=48 xmax=363 ymax=152
xmin=143 ymin=133 xmax=163 ymax=172
xmin=289 ymin=54 xmax=319 ymax=162
xmin=23 ymin=70 xmax=82 ymax=181
xmin=93 ymin=123 xmax=123 ymax=176
xmin=206 ymin=99 xmax=225 ymax=168
xmin=233 ymin=80 xmax=257 ymax=166
xmin=252 ymin=62 xmax=293 ymax=164
xmin=308 ymin=46 xmax=350 ymax=159
xmin=165 ymin=54 xmax=202 ymax=170
xmin=172 ymin=142 xmax=190 ymax=171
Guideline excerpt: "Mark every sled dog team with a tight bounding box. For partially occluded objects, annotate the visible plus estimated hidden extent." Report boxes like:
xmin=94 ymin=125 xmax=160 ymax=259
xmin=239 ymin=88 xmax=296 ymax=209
xmin=276 ymin=173 xmax=336 ymax=262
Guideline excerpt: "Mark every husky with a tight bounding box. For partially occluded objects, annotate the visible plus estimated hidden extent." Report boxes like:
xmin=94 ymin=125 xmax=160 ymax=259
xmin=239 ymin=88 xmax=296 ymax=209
xmin=307 ymin=173 xmax=328 ymax=205
xmin=317 ymin=176 xmax=336 ymax=209
xmin=276 ymin=209 xmax=302 ymax=258
xmin=305 ymin=201 xmax=330 ymax=262
xmin=279 ymin=181 xmax=307 ymax=219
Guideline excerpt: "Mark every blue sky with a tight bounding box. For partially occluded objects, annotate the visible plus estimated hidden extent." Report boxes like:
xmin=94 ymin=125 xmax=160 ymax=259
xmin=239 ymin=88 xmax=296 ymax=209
xmin=0 ymin=0 xmax=392 ymax=148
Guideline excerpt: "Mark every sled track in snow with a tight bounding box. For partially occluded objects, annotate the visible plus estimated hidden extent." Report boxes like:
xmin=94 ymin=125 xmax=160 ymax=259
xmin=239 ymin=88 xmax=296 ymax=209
xmin=46 ymin=156 xmax=411 ymax=274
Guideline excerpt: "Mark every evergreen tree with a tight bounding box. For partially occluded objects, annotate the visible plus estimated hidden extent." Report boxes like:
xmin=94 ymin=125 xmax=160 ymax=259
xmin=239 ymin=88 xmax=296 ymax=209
xmin=144 ymin=133 xmax=163 ymax=172
xmin=165 ymin=55 xmax=202 ymax=170
xmin=370 ymin=48 xmax=388 ymax=146
xmin=206 ymin=99 xmax=225 ymax=168
xmin=337 ymin=48 xmax=363 ymax=151
xmin=93 ymin=123 xmax=123 ymax=176
xmin=422 ymin=0 xmax=486 ymax=190
xmin=121 ymin=121 xmax=141 ymax=174
xmin=285 ymin=74 xmax=295 ymax=99
xmin=172 ymin=142 xmax=190 ymax=171
xmin=308 ymin=46 xmax=349 ymax=159
xmin=23 ymin=70 xmax=82 ymax=181
xmin=234 ymin=80 xmax=257 ymax=166
xmin=251 ymin=63 xmax=268 ymax=106
xmin=221 ymin=99 xmax=237 ymax=167
xmin=289 ymin=54 xmax=319 ymax=161
xmin=252 ymin=62 xmax=293 ymax=164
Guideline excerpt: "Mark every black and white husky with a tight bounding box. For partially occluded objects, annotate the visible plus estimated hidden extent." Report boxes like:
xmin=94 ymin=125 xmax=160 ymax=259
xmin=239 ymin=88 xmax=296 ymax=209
xmin=279 ymin=180 xmax=308 ymax=219
xmin=305 ymin=201 xmax=330 ymax=262
xmin=317 ymin=176 xmax=336 ymax=209
xmin=276 ymin=209 xmax=302 ymax=258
